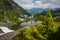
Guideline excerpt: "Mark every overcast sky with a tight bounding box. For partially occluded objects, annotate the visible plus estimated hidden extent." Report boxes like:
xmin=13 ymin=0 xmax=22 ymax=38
xmin=13 ymin=0 xmax=60 ymax=9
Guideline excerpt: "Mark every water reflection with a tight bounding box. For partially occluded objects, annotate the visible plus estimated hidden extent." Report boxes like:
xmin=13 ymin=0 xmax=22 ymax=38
xmin=21 ymin=20 xmax=42 ymax=26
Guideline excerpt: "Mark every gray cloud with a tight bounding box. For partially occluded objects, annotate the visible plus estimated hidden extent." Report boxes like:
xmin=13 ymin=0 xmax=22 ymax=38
xmin=13 ymin=0 xmax=60 ymax=9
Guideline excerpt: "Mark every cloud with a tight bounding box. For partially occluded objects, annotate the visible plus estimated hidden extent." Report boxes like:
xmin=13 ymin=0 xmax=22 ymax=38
xmin=13 ymin=0 xmax=60 ymax=9
xmin=33 ymin=1 xmax=52 ymax=8
xmin=13 ymin=0 xmax=33 ymax=9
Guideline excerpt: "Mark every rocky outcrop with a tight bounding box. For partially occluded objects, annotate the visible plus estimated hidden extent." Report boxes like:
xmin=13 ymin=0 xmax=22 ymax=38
xmin=0 ymin=28 xmax=19 ymax=40
xmin=0 ymin=29 xmax=4 ymax=33
xmin=0 ymin=32 xmax=14 ymax=40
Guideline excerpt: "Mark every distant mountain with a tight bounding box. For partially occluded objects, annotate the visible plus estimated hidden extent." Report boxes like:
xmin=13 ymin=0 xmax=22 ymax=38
xmin=28 ymin=8 xmax=60 ymax=13
xmin=51 ymin=8 xmax=60 ymax=11
xmin=28 ymin=8 xmax=46 ymax=13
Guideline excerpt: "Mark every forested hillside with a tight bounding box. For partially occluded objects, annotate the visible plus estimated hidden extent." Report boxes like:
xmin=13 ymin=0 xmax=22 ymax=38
xmin=34 ymin=9 xmax=60 ymax=22
xmin=0 ymin=0 xmax=30 ymax=22
xmin=51 ymin=9 xmax=60 ymax=22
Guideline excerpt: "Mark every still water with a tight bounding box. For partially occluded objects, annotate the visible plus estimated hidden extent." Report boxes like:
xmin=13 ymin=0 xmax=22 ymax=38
xmin=21 ymin=20 xmax=42 ymax=26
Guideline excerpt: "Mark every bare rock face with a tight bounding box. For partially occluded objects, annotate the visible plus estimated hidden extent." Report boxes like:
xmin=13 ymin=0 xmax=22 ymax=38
xmin=0 ymin=32 xmax=14 ymax=40
xmin=0 ymin=29 xmax=4 ymax=33
xmin=0 ymin=29 xmax=19 ymax=40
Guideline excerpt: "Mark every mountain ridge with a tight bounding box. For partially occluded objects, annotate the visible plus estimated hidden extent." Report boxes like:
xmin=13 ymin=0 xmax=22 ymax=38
xmin=28 ymin=8 xmax=60 ymax=13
